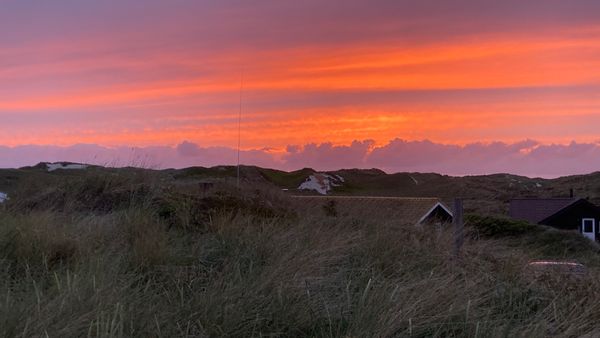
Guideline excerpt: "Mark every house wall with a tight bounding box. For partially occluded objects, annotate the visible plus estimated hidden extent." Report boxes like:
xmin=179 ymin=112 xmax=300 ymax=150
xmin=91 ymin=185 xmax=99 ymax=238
xmin=542 ymin=201 xmax=600 ymax=240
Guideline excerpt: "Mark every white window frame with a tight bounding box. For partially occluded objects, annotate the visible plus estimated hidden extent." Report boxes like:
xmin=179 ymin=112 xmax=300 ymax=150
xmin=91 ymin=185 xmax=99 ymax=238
xmin=582 ymin=218 xmax=596 ymax=238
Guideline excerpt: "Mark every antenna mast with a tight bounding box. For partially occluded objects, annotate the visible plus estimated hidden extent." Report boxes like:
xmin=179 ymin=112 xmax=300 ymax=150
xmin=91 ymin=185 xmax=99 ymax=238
xmin=237 ymin=70 xmax=243 ymax=188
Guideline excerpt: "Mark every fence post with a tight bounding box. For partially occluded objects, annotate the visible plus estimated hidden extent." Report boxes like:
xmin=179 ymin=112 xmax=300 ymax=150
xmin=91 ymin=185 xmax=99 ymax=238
xmin=453 ymin=198 xmax=464 ymax=258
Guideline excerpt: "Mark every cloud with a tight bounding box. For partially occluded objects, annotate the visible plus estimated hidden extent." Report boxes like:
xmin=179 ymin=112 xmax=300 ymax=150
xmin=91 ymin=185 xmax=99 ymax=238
xmin=176 ymin=141 xmax=202 ymax=157
xmin=365 ymin=139 xmax=600 ymax=177
xmin=283 ymin=140 xmax=374 ymax=171
xmin=0 ymin=142 xmax=281 ymax=170
xmin=2 ymin=138 xmax=600 ymax=178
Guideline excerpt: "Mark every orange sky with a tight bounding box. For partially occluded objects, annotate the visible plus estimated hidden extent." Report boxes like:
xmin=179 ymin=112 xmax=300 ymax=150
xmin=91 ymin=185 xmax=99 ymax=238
xmin=2 ymin=1 xmax=600 ymax=152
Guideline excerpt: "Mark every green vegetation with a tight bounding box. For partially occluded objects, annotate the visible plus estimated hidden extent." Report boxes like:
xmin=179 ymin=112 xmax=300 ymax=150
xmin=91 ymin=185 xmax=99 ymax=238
xmin=172 ymin=166 xmax=238 ymax=180
xmin=466 ymin=214 xmax=539 ymax=237
xmin=257 ymin=167 xmax=314 ymax=189
xmin=1 ymin=168 xmax=600 ymax=337
xmin=526 ymin=229 xmax=600 ymax=258
xmin=466 ymin=214 xmax=600 ymax=263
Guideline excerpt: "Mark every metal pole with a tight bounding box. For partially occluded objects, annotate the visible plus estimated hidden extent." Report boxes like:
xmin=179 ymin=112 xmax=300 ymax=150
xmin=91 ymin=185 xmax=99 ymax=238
xmin=453 ymin=198 xmax=464 ymax=258
xmin=237 ymin=70 xmax=243 ymax=189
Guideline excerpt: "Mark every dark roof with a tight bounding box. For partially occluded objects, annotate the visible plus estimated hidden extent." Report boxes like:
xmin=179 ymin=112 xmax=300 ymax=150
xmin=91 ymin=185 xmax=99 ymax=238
xmin=541 ymin=199 xmax=600 ymax=225
xmin=509 ymin=198 xmax=579 ymax=223
xmin=291 ymin=196 xmax=453 ymax=225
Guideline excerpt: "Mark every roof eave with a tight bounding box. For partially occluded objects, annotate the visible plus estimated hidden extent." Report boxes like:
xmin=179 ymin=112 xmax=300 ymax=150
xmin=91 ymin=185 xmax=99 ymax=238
xmin=417 ymin=202 xmax=454 ymax=225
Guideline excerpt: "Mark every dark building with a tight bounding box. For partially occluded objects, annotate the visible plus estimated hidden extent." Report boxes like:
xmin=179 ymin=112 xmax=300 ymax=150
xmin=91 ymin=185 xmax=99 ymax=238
xmin=510 ymin=198 xmax=600 ymax=241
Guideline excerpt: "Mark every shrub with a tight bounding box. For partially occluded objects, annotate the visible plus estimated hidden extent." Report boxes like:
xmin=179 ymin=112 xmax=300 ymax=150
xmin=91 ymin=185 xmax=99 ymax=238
xmin=155 ymin=192 xmax=212 ymax=231
xmin=466 ymin=214 xmax=538 ymax=237
xmin=527 ymin=228 xmax=600 ymax=257
xmin=0 ymin=212 xmax=80 ymax=270
xmin=122 ymin=210 xmax=168 ymax=267
xmin=155 ymin=182 xmax=295 ymax=232
xmin=9 ymin=170 xmax=159 ymax=213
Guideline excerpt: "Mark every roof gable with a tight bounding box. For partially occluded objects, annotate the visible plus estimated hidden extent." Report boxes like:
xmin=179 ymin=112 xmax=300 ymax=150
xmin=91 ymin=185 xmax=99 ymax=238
xmin=417 ymin=202 xmax=454 ymax=225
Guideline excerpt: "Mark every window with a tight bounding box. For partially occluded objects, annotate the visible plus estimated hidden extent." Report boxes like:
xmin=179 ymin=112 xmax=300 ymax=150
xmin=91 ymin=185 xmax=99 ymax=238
xmin=583 ymin=219 xmax=595 ymax=233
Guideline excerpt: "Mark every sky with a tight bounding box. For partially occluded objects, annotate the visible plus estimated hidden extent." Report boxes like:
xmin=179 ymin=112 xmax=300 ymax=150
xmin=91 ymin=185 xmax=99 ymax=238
xmin=2 ymin=0 xmax=600 ymax=176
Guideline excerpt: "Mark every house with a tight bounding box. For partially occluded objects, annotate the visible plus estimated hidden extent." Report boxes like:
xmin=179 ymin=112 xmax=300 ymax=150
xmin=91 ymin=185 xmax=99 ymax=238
xmin=291 ymin=195 xmax=453 ymax=225
xmin=510 ymin=197 xmax=600 ymax=241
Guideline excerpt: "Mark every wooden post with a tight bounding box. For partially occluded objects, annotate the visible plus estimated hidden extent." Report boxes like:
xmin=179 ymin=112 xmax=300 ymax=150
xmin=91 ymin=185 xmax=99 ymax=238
xmin=200 ymin=182 xmax=208 ymax=198
xmin=453 ymin=198 xmax=464 ymax=258
xmin=199 ymin=182 xmax=214 ymax=198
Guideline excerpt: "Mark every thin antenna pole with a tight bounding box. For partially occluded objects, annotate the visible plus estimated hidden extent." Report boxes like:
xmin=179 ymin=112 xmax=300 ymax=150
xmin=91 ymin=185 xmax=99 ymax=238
xmin=237 ymin=69 xmax=243 ymax=188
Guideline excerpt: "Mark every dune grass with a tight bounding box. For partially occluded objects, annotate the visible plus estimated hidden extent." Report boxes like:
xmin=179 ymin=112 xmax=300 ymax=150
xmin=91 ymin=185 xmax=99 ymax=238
xmin=1 ymin=171 xmax=600 ymax=337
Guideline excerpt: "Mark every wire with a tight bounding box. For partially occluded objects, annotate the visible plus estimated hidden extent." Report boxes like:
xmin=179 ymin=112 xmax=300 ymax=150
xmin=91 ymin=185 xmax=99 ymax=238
xmin=237 ymin=69 xmax=243 ymax=189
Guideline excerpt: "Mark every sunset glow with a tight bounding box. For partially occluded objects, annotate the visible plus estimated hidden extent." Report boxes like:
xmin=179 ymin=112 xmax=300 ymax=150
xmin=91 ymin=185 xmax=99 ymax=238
xmin=2 ymin=1 xmax=600 ymax=175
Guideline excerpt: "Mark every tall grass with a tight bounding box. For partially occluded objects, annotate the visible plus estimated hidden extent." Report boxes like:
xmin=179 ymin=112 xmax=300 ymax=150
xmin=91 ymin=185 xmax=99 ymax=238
xmin=1 ymin=171 xmax=600 ymax=337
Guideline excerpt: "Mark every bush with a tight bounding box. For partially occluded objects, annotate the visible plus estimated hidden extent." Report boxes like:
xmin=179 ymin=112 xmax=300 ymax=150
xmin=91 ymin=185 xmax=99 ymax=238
xmin=0 ymin=212 xmax=80 ymax=270
xmin=9 ymin=170 xmax=159 ymax=213
xmin=527 ymin=228 xmax=600 ymax=257
xmin=123 ymin=209 xmax=168 ymax=267
xmin=466 ymin=214 xmax=539 ymax=237
xmin=155 ymin=182 xmax=294 ymax=232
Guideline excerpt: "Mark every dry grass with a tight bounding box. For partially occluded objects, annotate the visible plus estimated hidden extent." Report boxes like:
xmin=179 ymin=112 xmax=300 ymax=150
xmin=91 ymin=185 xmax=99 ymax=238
xmin=1 ymin=172 xmax=600 ymax=337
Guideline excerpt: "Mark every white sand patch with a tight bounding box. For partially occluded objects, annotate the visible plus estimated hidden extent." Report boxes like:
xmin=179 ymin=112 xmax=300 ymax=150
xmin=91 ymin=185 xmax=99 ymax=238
xmin=298 ymin=173 xmax=344 ymax=195
xmin=46 ymin=163 xmax=88 ymax=172
xmin=0 ymin=192 xmax=8 ymax=203
xmin=536 ymin=183 xmax=543 ymax=188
